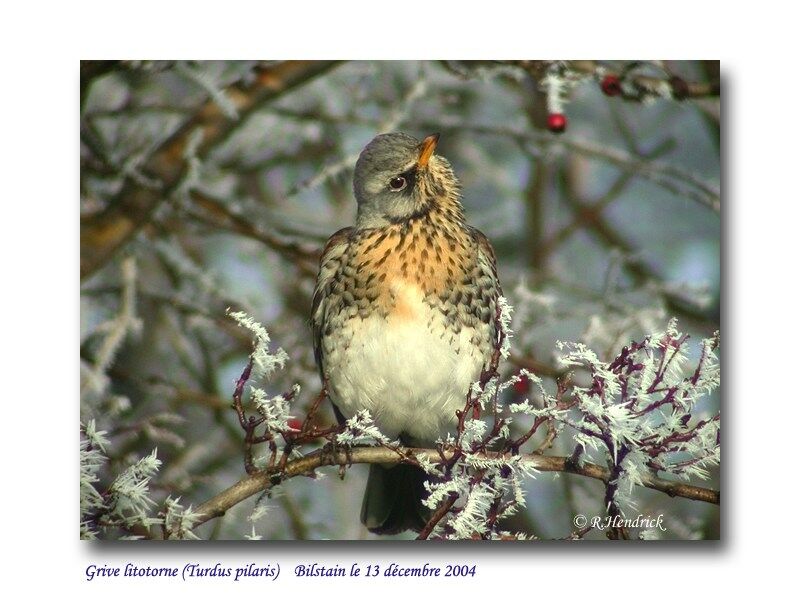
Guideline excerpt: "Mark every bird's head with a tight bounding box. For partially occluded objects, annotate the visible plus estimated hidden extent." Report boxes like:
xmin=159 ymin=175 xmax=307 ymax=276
xmin=352 ymin=132 xmax=461 ymax=228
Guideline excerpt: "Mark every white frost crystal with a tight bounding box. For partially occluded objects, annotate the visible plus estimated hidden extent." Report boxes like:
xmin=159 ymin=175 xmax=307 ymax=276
xmin=228 ymin=309 xmax=289 ymax=380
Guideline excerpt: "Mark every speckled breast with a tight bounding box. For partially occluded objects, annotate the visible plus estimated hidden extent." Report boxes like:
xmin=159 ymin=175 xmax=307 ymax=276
xmin=320 ymin=214 xmax=498 ymax=443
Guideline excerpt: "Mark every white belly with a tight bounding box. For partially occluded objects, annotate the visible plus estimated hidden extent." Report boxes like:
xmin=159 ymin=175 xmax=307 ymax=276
xmin=325 ymin=285 xmax=486 ymax=443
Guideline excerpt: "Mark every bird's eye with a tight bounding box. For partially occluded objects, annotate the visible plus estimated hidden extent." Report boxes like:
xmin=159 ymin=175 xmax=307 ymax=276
xmin=388 ymin=176 xmax=407 ymax=191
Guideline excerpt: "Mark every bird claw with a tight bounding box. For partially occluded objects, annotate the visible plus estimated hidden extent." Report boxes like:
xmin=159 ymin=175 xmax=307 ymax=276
xmin=322 ymin=437 xmax=353 ymax=479
xmin=565 ymin=445 xmax=584 ymax=472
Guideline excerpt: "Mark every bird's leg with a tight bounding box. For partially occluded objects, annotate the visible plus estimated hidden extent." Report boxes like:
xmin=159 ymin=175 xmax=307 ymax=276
xmin=318 ymin=429 xmax=352 ymax=480
xmin=335 ymin=441 xmax=353 ymax=479
xmin=565 ymin=444 xmax=584 ymax=472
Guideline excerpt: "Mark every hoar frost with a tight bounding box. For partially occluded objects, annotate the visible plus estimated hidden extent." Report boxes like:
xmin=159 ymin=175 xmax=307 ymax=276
xmin=420 ymin=318 xmax=718 ymax=538
xmin=553 ymin=319 xmax=720 ymax=513
xmin=80 ymin=420 xmax=165 ymax=539
xmin=228 ymin=309 xmax=289 ymax=379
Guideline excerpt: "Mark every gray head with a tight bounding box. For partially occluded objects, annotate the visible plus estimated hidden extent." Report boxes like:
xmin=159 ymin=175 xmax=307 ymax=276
xmin=352 ymin=132 xmax=460 ymax=228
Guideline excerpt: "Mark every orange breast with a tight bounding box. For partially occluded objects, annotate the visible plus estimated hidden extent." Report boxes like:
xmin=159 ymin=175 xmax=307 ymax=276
xmin=353 ymin=216 xmax=474 ymax=317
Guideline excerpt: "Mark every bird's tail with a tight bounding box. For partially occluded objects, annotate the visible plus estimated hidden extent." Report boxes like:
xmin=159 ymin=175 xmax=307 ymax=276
xmin=360 ymin=463 xmax=432 ymax=535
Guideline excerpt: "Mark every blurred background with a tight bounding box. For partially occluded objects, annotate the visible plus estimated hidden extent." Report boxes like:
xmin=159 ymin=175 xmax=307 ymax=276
xmin=80 ymin=60 xmax=720 ymax=540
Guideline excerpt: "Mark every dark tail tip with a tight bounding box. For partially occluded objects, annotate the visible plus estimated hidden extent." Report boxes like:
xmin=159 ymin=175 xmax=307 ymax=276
xmin=361 ymin=463 xmax=431 ymax=535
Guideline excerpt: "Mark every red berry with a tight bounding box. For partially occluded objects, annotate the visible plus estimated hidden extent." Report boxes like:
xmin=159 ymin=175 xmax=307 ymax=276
xmin=513 ymin=372 xmax=530 ymax=395
xmin=547 ymin=113 xmax=567 ymax=133
xmin=601 ymin=74 xmax=621 ymax=96
xmin=287 ymin=417 xmax=303 ymax=431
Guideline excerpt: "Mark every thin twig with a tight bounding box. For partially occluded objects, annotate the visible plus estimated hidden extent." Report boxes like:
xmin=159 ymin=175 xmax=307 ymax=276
xmin=417 ymin=494 xmax=459 ymax=540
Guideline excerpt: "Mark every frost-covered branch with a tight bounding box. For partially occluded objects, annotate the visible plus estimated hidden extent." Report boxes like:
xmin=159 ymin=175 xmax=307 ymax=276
xmin=80 ymin=60 xmax=340 ymax=280
xmin=512 ymin=60 xmax=720 ymax=101
xmin=80 ymin=420 xmax=162 ymax=539
xmin=188 ymin=445 xmax=719 ymax=534
xmin=81 ymin=256 xmax=143 ymax=398
xmin=81 ymin=420 xmax=204 ymax=540
xmin=547 ymin=319 xmax=720 ymax=537
xmin=187 ymin=189 xmax=321 ymax=277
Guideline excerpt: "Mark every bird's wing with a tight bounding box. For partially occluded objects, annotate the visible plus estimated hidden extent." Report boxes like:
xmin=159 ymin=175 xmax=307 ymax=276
xmin=468 ymin=226 xmax=504 ymax=356
xmin=311 ymin=226 xmax=354 ymax=383
xmin=469 ymin=225 xmax=502 ymax=296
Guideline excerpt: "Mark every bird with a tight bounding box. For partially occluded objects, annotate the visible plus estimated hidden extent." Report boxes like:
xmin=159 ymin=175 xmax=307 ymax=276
xmin=311 ymin=132 xmax=502 ymax=535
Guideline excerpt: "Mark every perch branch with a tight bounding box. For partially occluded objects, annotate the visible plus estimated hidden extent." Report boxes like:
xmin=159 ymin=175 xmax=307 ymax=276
xmin=188 ymin=446 xmax=719 ymax=532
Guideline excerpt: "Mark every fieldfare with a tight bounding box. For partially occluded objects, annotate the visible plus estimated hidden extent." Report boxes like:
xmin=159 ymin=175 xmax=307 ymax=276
xmin=312 ymin=132 xmax=502 ymax=534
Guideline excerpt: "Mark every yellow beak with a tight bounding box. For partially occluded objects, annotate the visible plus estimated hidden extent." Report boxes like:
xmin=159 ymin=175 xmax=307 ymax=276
xmin=417 ymin=133 xmax=440 ymax=168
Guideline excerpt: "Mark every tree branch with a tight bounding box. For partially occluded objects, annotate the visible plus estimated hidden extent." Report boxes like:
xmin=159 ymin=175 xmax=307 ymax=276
xmin=512 ymin=60 xmax=720 ymax=100
xmin=80 ymin=60 xmax=341 ymax=280
xmin=187 ymin=446 xmax=719 ymax=533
